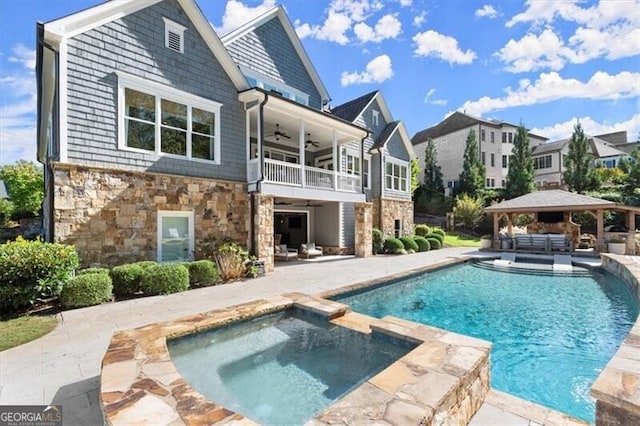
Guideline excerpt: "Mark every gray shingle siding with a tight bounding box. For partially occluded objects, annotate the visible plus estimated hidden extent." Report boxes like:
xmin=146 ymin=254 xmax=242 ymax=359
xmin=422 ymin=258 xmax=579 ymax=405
xmin=386 ymin=132 xmax=410 ymax=161
xmin=341 ymin=202 xmax=355 ymax=247
xmin=226 ymin=17 xmax=322 ymax=109
xmin=64 ymin=0 xmax=246 ymax=181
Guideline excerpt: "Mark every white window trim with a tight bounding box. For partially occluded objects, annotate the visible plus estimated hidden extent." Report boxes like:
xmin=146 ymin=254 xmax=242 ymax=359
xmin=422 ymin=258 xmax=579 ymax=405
xmin=384 ymin=158 xmax=409 ymax=194
xmin=117 ymin=71 xmax=222 ymax=164
xmin=341 ymin=148 xmax=370 ymax=189
xmin=240 ymin=66 xmax=309 ymax=105
xmin=157 ymin=210 xmax=195 ymax=263
xmin=163 ymin=17 xmax=186 ymax=53
xmin=372 ymin=109 xmax=380 ymax=126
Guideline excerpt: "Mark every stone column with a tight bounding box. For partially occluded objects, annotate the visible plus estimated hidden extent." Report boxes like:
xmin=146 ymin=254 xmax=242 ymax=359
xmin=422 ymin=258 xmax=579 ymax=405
xmin=253 ymin=194 xmax=274 ymax=272
xmin=596 ymin=209 xmax=606 ymax=253
xmin=354 ymin=202 xmax=373 ymax=257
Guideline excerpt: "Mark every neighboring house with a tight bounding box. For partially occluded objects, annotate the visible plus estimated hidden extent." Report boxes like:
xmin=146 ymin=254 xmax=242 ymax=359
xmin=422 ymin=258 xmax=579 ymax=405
xmin=531 ymin=133 xmax=631 ymax=187
xmin=36 ymin=0 xmax=377 ymax=271
xmin=411 ymin=112 xmax=548 ymax=195
xmin=0 ymin=180 xmax=7 ymax=199
xmin=331 ymin=91 xmax=416 ymax=237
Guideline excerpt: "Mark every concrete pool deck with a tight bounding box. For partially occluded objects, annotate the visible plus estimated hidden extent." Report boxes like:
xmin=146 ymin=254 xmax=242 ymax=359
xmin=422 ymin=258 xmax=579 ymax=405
xmin=0 ymin=248 xmax=613 ymax=424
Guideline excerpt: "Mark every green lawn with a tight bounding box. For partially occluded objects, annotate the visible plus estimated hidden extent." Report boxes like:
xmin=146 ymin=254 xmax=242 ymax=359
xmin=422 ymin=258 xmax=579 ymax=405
xmin=443 ymin=232 xmax=481 ymax=247
xmin=0 ymin=315 xmax=58 ymax=351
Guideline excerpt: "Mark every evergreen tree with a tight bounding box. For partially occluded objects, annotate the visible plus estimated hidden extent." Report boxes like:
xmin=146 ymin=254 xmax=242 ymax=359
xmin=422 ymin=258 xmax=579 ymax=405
xmin=422 ymin=138 xmax=444 ymax=196
xmin=621 ymin=145 xmax=640 ymax=196
xmin=410 ymin=158 xmax=421 ymax=195
xmin=563 ymin=122 xmax=599 ymax=193
xmin=458 ymin=129 xmax=485 ymax=197
xmin=504 ymin=122 xmax=535 ymax=198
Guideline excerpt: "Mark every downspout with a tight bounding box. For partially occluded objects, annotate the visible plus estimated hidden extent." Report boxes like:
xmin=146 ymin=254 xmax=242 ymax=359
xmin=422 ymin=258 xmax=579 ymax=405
xmin=250 ymin=92 xmax=269 ymax=256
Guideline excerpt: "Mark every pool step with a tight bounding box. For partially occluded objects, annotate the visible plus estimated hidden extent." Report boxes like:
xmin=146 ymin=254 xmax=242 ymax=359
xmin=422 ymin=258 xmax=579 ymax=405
xmin=493 ymin=253 xmax=516 ymax=267
xmin=553 ymin=255 xmax=573 ymax=272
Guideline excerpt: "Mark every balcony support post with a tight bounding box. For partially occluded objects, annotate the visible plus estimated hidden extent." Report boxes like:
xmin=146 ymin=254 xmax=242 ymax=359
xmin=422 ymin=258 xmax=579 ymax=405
xmin=299 ymin=120 xmax=305 ymax=187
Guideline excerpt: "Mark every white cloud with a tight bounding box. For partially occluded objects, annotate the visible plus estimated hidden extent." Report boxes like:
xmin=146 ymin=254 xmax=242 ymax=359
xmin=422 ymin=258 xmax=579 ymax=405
xmin=495 ymin=28 xmax=567 ymax=73
xmin=295 ymin=0 xmax=385 ymax=44
xmin=460 ymin=71 xmax=640 ymax=116
xmin=475 ymin=4 xmax=498 ymax=19
xmin=413 ymin=11 xmax=426 ymax=27
xmin=214 ymin=0 xmax=276 ymax=35
xmin=353 ymin=14 xmax=401 ymax=43
xmin=340 ymin=54 xmax=393 ymax=86
xmin=413 ymin=30 xmax=476 ymax=65
xmin=531 ymin=114 xmax=640 ymax=142
xmin=399 ymin=0 xmax=412 ymax=6
xmin=424 ymin=88 xmax=448 ymax=105
xmin=1 ymin=44 xmax=37 ymax=165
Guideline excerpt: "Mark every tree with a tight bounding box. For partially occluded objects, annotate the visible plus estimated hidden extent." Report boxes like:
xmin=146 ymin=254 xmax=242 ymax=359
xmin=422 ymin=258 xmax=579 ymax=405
xmin=504 ymin=122 xmax=535 ymax=198
xmin=458 ymin=129 xmax=485 ymax=197
xmin=621 ymin=145 xmax=640 ymax=196
xmin=0 ymin=161 xmax=44 ymax=217
xmin=563 ymin=122 xmax=599 ymax=193
xmin=410 ymin=158 xmax=420 ymax=195
xmin=452 ymin=194 xmax=484 ymax=230
xmin=422 ymin=138 xmax=444 ymax=197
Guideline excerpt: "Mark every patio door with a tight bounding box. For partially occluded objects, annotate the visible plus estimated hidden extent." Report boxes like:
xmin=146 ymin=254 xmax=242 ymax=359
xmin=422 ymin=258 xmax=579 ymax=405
xmin=274 ymin=212 xmax=308 ymax=251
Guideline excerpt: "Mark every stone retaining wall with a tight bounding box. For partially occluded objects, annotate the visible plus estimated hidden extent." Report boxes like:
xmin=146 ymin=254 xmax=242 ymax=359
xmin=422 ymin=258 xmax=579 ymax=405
xmin=52 ymin=164 xmax=249 ymax=267
xmin=372 ymin=198 xmax=414 ymax=237
xmin=592 ymin=254 xmax=640 ymax=425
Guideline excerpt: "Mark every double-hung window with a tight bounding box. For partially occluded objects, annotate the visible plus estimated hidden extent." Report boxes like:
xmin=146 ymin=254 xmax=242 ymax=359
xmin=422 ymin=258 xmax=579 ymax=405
xmin=385 ymin=160 xmax=408 ymax=192
xmin=157 ymin=211 xmax=194 ymax=263
xmin=343 ymin=149 xmax=370 ymax=189
xmin=118 ymin=72 xmax=221 ymax=163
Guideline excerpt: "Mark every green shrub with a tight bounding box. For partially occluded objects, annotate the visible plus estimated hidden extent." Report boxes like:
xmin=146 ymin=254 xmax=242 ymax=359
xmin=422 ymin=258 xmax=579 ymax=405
xmin=0 ymin=237 xmax=79 ymax=315
xmin=383 ymin=237 xmax=405 ymax=254
xmin=413 ymin=236 xmax=430 ymax=252
xmin=77 ymin=267 xmax=110 ymax=276
xmin=59 ymin=273 xmax=112 ymax=309
xmin=372 ymin=228 xmax=384 ymax=254
xmin=140 ymin=264 xmax=189 ymax=295
xmin=425 ymin=232 xmax=444 ymax=245
xmin=213 ymin=240 xmax=255 ymax=281
xmin=399 ymin=236 xmax=419 ymax=252
xmin=110 ymin=264 xmax=145 ymax=296
xmin=414 ymin=224 xmax=431 ymax=237
xmin=133 ymin=261 xmax=158 ymax=270
xmin=188 ymin=260 xmax=219 ymax=287
xmin=431 ymin=228 xmax=446 ymax=238
xmin=427 ymin=237 xmax=442 ymax=250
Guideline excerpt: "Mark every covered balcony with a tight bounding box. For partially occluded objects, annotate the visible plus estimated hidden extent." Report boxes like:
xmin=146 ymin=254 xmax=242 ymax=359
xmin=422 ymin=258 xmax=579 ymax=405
xmin=240 ymin=89 xmax=369 ymax=202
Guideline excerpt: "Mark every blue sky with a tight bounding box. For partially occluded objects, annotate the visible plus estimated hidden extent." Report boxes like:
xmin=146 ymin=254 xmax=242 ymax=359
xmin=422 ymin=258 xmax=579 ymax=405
xmin=1 ymin=0 xmax=638 ymax=165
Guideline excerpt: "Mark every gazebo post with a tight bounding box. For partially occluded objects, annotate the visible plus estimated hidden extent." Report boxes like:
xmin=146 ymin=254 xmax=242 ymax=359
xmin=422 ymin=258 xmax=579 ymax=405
xmin=493 ymin=212 xmax=499 ymax=240
xmin=507 ymin=213 xmax=513 ymax=236
xmin=627 ymin=210 xmax=636 ymax=255
xmin=596 ymin=209 xmax=605 ymax=252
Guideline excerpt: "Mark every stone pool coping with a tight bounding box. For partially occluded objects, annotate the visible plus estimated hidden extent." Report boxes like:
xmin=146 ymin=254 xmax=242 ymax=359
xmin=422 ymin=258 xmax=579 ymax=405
xmin=591 ymin=254 xmax=640 ymax=424
xmin=100 ymin=291 xmax=493 ymax=425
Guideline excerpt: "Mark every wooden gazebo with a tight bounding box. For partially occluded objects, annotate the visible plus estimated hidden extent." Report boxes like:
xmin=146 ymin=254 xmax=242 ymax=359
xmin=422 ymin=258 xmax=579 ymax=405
xmin=484 ymin=190 xmax=640 ymax=254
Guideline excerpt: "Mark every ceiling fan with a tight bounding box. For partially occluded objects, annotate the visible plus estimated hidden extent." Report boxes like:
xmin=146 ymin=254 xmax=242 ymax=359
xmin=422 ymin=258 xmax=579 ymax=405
xmin=305 ymin=133 xmax=320 ymax=148
xmin=268 ymin=124 xmax=291 ymax=141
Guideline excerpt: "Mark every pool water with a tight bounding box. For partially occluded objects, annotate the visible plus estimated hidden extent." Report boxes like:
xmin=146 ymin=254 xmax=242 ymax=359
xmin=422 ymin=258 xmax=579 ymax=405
xmin=168 ymin=310 xmax=413 ymax=425
xmin=338 ymin=263 xmax=638 ymax=422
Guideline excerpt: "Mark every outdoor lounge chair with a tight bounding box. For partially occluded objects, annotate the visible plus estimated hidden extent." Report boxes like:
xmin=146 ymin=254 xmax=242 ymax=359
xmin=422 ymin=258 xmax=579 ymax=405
xmin=274 ymin=244 xmax=297 ymax=261
xmin=299 ymin=242 xmax=323 ymax=259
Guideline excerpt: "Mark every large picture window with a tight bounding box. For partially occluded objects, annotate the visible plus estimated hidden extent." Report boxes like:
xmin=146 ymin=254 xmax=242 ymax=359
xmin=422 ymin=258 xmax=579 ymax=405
xmin=118 ymin=72 xmax=220 ymax=163
xmin=533 ymin=155 xmax=552 ymax=170
xmin=385 ymin=160 xmax=408 ymax=192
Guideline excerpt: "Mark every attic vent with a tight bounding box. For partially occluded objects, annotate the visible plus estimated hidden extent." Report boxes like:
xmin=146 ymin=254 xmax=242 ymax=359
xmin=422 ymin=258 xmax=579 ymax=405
xmin=162 ymin=17 xmax=186 ymax=53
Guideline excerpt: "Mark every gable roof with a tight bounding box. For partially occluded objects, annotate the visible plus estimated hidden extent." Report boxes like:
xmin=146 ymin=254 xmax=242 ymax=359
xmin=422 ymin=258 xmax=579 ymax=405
xmin=590 ymin=137 xmax=628 ymax=158
xmin=331 ymin=91 xmax=378 ymax=122
xmin=220 ymin=6 xmax=330 ymax=105
xmin=485 ymin=190 xmax=617 ymax=213
xmin=42 ymin=0 xmax=248 ymax=90
xmin=531 ymin=140 xmax=567 ymax=155
xmin=371 ymin=121 xmax=399 ymax=152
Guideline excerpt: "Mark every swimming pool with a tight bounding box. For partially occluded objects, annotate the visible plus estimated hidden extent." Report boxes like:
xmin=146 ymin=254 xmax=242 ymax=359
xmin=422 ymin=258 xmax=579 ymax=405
xmin=168 ymin=310 xmax=414 ymax=424
xmin=337 ymin=262 xmax=639 ymax=422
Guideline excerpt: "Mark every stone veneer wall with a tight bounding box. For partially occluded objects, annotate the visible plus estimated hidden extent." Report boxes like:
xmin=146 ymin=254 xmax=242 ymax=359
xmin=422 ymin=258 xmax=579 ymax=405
xmin=354 ymin=202 xmax=373 ymax=257
xmin=53 ymin=165 xmax=249 ymax=267
xmin=372 ymin=198 xmax=415 ymax=237
xmin=527 ymin=213 xmax=581 ymax=245
xmin=592 ymin=254 xmax=640 ymax=425
xmin=253 ymin=194 xmax=274 ymax=272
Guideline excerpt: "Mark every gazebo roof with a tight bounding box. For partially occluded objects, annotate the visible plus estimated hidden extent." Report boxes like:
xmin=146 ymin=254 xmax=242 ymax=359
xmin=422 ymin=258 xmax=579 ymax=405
xmin=485 ymin=190 xmax=620 ymax=213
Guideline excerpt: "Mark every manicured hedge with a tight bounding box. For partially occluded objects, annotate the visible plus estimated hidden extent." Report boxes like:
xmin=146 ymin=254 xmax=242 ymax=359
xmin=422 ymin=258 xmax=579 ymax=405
xmin=427 ymin=237 xmax=442 ymax=250
xmin=0 ymin=237 xmax=79 ymax=314
xmin=414 ymin=224 xmax=431 ymax=237
xmin=77 ymin=267 xmax=110 ymax=276
xmin=110 ymin=264 xmax=145 ymax=296
xmin=431 ymin=228 xmax=446 ymax=238
xmin=399 ymin=236 xmax=419 ymax=252
xmin=372 ymin=228 xmax=384 ymax=254
xmin=413 ymin=236 xmax=430 ymax=252
xmin=425 ymin=232 xmax=444 ymax=245
xmin=188 ymin=260 xmax=219 ymax=287
xmin=383 ymin=237 xmax=405 ymax=254
xmin=140 ymin=264 xmax=189 ymax=295
xmin=59 ymin=273 xmax=113 ymax=309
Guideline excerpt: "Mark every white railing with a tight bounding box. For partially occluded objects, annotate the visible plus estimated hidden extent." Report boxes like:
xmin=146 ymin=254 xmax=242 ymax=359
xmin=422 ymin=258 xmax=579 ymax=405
xmin=264 ymin=159 xmax=302 ymax=186
xmin=247 ymin=159 xmax=260 ymax=182
xmin=259 ymin=159 xmax=361 ymax=193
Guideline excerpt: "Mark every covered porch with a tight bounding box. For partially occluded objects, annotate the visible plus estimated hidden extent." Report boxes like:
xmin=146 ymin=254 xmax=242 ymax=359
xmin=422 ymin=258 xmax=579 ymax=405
xmin=484 ymin=190 xmax=640 ymax=255
xmin=239 ymin=88 xmax=369 ymax=195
